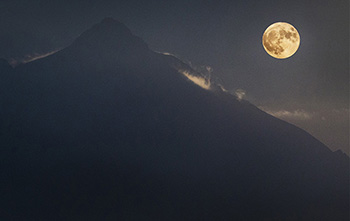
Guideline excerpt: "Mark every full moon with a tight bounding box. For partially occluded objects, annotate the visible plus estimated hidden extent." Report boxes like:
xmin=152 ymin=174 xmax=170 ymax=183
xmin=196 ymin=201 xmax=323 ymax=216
xmin=262 ymin=22 xmax=300 ymax=59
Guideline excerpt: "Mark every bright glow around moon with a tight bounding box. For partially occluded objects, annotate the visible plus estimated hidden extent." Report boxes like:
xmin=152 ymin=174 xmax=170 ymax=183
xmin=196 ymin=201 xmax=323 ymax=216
xmin=262 ymin=22 xmax=300 ymax=59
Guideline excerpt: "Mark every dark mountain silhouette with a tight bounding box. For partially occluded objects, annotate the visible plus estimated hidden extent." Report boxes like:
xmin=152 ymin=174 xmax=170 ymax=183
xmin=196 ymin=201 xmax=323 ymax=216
xmin=0 ymin=59 xmax=12 ymax=71
xmin=1 ymin=18 xmax=349 ymax=220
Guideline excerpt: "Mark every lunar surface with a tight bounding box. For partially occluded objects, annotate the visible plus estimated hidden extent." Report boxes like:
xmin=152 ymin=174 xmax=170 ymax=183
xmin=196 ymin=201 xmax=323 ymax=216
xmin=262 ymin=22 xmax=300 ymax=59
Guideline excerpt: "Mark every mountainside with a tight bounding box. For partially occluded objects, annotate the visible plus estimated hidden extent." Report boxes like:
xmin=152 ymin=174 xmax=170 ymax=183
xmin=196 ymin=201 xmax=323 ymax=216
xmin=1 ymin=18 xmax=349 ymax=220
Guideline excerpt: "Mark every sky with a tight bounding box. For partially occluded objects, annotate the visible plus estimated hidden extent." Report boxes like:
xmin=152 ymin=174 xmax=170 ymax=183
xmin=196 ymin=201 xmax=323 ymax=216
xmin=0 ymin=0 xmax=348 ymax=154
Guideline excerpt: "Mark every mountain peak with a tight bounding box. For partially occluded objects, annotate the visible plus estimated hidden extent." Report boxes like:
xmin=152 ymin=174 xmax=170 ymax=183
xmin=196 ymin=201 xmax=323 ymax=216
xmin=100 ymin=17 xmax=124 ymax=26
xmin=89 ymin=17 xmax=131 ymax=36
xmin=69 ymin=18 xmax=149 ymax=64
xmin=73 ymin=18 xmax=147 ymax=50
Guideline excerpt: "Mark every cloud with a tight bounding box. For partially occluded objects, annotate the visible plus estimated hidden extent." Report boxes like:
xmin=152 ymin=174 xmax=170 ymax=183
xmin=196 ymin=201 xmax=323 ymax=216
xmin=260 ymin=107 xmax=313 ymax=120
xmin=258 ymin=107 xmax=349 ymax=154
xmin=158 ymin=52 xmax=175 ymax=56
xmin=205 ymin=66 xmax=213 ymax=74
xmin=9 ymin=50 xmax=60 ymax=66
xmin=157 ymin=51 xmax=211 ymax=90
xmin=179 ymin=70 xmax=211 ymax=90
xmin=161 ymin=53 xmax=223 ymax=92
xmin=235 ymin=89 xmax=246 ymax=101
xmin=22 ymin=50 xmax=59 ymax=63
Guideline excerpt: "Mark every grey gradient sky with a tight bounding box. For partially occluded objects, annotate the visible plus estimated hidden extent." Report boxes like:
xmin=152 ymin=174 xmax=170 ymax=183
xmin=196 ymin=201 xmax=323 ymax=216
xmin=0 ymin=0 xmax=348 ymax=154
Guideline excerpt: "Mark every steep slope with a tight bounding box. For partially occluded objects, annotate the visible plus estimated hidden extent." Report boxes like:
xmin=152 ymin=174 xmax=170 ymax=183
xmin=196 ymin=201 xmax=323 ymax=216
xmin=1 ymin=18 xmax=348 ymax=220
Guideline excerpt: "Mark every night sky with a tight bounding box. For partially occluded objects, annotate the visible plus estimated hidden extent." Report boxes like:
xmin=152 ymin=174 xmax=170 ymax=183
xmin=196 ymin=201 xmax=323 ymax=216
xmin=0 ymin=0 xmax=348 ymax=154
